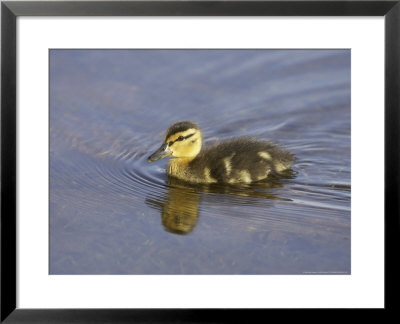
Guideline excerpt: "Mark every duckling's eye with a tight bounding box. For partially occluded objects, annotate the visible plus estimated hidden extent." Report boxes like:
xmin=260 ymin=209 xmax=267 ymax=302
xmin=177 ymin=136 xmax=184 ymax=141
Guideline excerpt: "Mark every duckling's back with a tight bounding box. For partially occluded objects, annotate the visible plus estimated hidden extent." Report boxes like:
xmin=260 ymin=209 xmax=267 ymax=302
xmin=189 ymin=137 xmax=295 ymax=184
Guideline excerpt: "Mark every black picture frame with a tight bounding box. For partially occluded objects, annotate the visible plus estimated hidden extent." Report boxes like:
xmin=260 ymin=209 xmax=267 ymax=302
xmin=1 ymin=0 xmax=399 ymax=322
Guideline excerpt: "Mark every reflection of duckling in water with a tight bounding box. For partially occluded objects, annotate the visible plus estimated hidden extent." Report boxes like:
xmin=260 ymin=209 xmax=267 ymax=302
xmin=148 ymin=121 xmax=295 ymax=184
xmin=146 ymin=179 xmax=201 ymax=235
xmin=146 ymin=176 xmax=293 ymax=235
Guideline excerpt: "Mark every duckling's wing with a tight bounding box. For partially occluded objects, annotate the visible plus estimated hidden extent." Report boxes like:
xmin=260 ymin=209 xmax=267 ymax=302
xmin=226 ymin=139 xmax=274 ymax=181
xmin=196 ymin=138 xmax=288 ymax=183
xmin=193 ymin=143 xmax=237 ymax=183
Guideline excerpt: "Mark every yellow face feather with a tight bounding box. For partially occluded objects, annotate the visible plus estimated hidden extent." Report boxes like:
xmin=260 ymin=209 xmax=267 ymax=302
xmin=166 ymin=129 xmax=202 ymax=159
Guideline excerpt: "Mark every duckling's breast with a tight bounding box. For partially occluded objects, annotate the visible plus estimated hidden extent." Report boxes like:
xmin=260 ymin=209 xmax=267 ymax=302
xmin=168 ymin=158 xmax=210 ymax=184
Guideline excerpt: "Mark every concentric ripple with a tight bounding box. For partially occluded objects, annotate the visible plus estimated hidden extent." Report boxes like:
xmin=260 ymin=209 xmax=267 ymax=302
xmin=52 ymin=136 xmax=344 ymax=237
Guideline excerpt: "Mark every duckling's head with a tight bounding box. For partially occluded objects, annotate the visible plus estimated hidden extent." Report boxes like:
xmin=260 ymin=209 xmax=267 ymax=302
xmin=147 ymin=121 xmax=202 ymax=162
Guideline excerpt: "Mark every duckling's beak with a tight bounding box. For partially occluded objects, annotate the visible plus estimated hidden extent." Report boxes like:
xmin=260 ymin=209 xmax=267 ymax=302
xmin=147 ymin=143 xmax=172 ymax=162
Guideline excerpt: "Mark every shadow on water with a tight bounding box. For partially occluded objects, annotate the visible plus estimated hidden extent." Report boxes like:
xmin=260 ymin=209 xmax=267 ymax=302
xmin=146 ymin=171 xmax=296 ymax=235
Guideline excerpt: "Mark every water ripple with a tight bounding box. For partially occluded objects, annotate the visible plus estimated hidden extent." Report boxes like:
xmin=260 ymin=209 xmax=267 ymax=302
xmin=51 ymin=141 xmax=346 ymax=237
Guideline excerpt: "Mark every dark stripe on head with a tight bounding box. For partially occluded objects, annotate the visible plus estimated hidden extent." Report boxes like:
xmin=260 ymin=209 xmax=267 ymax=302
xmin=165 ymin=121 xmax=199 ymax=141
xmin=168 ymin=132 xmax=196 ymax=146
xmin=182 ymin=133 xmax=195 ymax=140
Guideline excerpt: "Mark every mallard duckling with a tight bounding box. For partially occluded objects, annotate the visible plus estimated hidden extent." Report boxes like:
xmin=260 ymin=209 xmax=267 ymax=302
xmin=147 ymin=121 xmax=294 ymax=184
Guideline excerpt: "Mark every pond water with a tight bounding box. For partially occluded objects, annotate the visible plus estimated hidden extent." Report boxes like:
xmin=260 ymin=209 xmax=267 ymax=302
xmin=49 ymin=49 xmax=350 ymax=274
